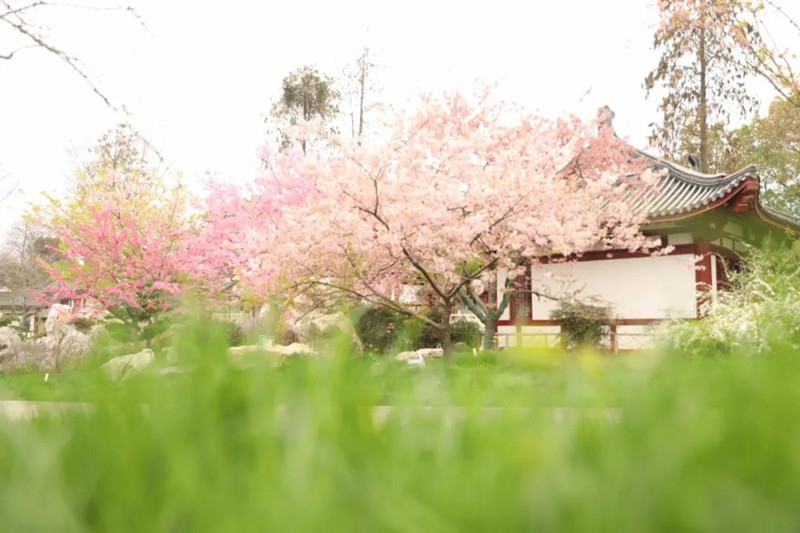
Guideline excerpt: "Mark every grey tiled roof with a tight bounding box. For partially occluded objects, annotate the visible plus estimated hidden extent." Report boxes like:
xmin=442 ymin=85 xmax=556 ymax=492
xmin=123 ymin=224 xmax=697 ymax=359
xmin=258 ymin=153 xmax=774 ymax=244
xmin=0 ymin=290 xmax=46 ymax=310
xmin=631 ymin=154 xmax=756 ymax=218
xmin=0 ymin=290 xmax=29 ymax=308
xmin=624 ymin=153 xmax=800 ymax=230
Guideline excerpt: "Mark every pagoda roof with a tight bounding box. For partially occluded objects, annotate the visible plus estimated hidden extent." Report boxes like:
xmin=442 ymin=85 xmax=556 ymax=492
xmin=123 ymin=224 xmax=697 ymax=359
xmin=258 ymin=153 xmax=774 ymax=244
xmin=629 ymin=152 xmax=800 ymax=231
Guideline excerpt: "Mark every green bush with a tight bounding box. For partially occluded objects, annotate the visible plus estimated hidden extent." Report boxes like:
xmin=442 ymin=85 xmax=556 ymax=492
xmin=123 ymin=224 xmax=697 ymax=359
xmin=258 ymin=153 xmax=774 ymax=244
xmin=410 ymin=308 xmax=484 ymax=350
xmin=551 ymin=299 xmax=613 ymax=350
xmin=661 ymin=242 xmax=800 ymax=356
xmin=355 ymin=306 xmax=403 ymax=354
xmin=356 ymin=306 xmax=483 ymax=353
xmin=450 ymin=316 xmax=483 ymax=349
xmin=0 ymin=315 xmax=19 ymax=328
xmin=69 ymin=316 xmax=97 ymax=333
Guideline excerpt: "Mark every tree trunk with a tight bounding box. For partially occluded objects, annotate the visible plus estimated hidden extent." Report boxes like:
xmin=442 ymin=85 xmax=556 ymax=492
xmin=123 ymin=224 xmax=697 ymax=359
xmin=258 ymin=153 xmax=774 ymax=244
xmin=482 ymin=315 xmax=496 ymax=350
xmin=699 ymin=24 xmax=709 ymax=173
xmin=440 ymin=300 xmax=453 ymax=362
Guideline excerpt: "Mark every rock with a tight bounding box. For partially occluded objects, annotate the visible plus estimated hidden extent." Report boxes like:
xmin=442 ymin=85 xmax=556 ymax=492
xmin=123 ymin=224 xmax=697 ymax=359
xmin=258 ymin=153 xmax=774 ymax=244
xmin=42 ymin=304 xmax=98 ymax=370
xmin=294 ymin=310 xmax=363 ymax=356
xmin=0 ymin=327 xmax=20 ymax=353
xmin=0 ymin=327 xmax=22 ymax=366
xmin=395 ymin=347 xmax=444 ymax=361
xmin=228 ymin=342 xmax=316 ymax=368
xmin=227 ymin=344 xmax=265 ymax=358
xmin=44 ymin=324 xmax=91 ymax=370
xmin=267 ymin=342 xmax=316 ymax=357
xmin=102 ymin=349 xmax=155 ymax=380
xmin=452 ymin=342 xmax=471 ymax=353
xmin=417 ymin=348 xmax=444 ymax=359
xmin=406 ymin=353 xmax=426 ymax=367
xmin=44 ymin=304 xmax=72 ymax=337
xmin=156 ymin=365 xmax=195 ymax=376
xmin=0 ymin=329 xmax=53 ymax=372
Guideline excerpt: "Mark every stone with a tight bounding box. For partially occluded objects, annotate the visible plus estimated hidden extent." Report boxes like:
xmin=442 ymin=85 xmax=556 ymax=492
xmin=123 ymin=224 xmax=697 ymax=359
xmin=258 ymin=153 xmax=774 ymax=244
xmin=0 ymin=327 xmax=20 ymax=354
xmin=41 ymin=304 xmax=100 ymax=370
xmin=293 ymin=310 xmax=363 ymax=356
xmin=416 ymin=348 xmax=444 ymax=359
xmin=395 ymin=347 xmax=444 ymax=361
xmin=452 ymin=342 xmax=471 ymax=353
xmin=228 ymin=342 xmax=316 ymax=368
xmin=267 ymin=342 xmax=316 ymax=357
xmin=156 ymin=365 xmax=195 ymax=376
xmin=102 ymin=349 xmax=155 ymax=380
xmin=44 ymin=304 xmax=72 ymax=337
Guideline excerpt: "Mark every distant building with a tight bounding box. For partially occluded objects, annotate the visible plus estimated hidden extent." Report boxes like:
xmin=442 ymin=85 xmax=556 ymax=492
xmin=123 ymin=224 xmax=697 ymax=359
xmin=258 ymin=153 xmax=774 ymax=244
xmin=0 ymin=286 xmax=49 ymax=335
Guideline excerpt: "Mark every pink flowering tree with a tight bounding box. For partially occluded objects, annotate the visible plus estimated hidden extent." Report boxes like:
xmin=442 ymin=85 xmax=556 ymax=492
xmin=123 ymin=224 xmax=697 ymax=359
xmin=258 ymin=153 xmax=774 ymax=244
xmin=31 ymin=145 xmax=190 ymax=339
xmin=183 ymin=153 xmax=316 ymax=306
xmin=227 ymin=90 xmax=659 ymax=358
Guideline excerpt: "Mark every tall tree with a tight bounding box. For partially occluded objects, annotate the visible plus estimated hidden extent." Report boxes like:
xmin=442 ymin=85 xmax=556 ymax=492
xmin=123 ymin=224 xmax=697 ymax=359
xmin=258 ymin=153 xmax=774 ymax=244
xmin=344 ymin=47 xmax=380 ymax=144
xmin=271 ymin=66 xmax=340 ymax=154
xmin=646 ymin=0 xmax=760 ymax=173
xmin=714 ymin=96 xmax=800 ymax=215
xmin=730 ymin=0 xmax=800 ymax=109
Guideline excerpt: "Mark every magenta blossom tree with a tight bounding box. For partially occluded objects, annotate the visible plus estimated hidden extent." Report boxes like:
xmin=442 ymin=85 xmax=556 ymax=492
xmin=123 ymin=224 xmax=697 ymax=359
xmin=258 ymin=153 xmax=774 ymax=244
xmin=32 ymin=167 xmax=190 ymax=337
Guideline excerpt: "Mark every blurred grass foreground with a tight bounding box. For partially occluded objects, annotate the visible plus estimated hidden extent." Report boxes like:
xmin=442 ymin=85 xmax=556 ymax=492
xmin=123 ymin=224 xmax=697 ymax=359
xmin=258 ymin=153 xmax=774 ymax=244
xmin=2 ymin=318 xmax=800 ymax=531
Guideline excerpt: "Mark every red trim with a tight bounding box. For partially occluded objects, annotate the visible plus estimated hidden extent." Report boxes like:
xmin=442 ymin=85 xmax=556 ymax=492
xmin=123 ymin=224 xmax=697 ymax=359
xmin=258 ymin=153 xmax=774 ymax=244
xmin=730 ymin=179 xmax=759 ymax=213
xmin=497 ymin=318 xmax=667 ymax=327
xmin=538 ymin=243 xmax=695 ymax=264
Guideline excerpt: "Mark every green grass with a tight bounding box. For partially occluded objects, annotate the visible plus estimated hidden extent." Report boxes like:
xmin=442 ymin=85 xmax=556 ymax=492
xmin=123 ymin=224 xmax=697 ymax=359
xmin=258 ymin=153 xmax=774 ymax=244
xmin=1 ymin=322 xmax=800 ymax=531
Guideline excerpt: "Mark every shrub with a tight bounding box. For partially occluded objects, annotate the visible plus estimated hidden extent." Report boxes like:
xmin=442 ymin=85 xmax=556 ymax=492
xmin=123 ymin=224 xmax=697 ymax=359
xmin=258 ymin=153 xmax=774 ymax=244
xmin=355 ymin=306 xmax=404 ymax=354
xmin=450 ymin=316 xmax=483 ymax=349
xmin=69 ymin=316 xmax=97 ymax=333
xmin=550 ymin=299 xmax=614 ymax=350
xmin=661 ymin=242 xmax=800 ymax=356
xmin=409 ymin=308 xmax=484 ymax=350
xmin=0 ymin=315 xmax=19 ymax=328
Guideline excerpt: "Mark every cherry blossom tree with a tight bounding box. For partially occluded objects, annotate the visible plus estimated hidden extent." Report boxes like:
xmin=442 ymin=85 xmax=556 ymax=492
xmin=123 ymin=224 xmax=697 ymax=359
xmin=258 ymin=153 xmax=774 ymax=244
xmin=31 ymin=128 xmax=189 ymax=337
xmin=213 ymin=91 xmax=658 ymax=359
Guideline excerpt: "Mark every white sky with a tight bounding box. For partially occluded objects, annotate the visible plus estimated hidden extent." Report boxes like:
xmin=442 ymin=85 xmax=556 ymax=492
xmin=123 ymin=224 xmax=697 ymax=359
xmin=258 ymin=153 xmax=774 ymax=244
xmin=0 ymin=0 xmax=796 ymax=235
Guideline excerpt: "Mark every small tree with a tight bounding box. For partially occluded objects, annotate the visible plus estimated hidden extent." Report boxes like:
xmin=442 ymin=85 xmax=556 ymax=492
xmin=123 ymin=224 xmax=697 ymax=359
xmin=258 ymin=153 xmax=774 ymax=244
xmin=30 ymin=126 xmax=189 ymax=338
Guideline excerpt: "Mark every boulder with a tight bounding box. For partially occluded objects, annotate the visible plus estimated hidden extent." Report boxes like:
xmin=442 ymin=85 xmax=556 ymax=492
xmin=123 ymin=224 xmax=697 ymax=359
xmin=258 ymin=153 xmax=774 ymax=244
xmin=294 ymin=310 xmax=363 ymax=356
xmin=42 ymin=304 xmax=100 ymax=369
xmin=395 ymin=347 xmax=444 ymax=361
xmin=102 ymin=348 xmax=155 ymax=380
xmin=267 ymin=342 xmax=316 ymax=357
xmin=44 ymin=304 xmax=72 ymax=337
xmin=228 ymin=342 xmax=316 ymax=368
xmin=44 ymin=324 xmax=91 ymax=370
xmin=452 ymin=342 xmax=471 ymax=353
xmin=0 ymin=326 xmax=22 ymax=364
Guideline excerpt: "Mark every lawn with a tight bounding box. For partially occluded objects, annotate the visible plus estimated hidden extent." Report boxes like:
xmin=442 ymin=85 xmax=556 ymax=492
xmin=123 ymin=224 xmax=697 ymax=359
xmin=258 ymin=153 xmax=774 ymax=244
xmin=1 ymin=323 xmax=800 ymax=531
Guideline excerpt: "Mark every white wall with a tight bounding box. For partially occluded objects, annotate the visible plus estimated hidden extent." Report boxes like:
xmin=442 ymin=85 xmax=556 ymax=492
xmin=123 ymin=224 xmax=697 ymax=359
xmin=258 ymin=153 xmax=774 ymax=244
xmin=530 ymin=254 xmax=697 ymax=320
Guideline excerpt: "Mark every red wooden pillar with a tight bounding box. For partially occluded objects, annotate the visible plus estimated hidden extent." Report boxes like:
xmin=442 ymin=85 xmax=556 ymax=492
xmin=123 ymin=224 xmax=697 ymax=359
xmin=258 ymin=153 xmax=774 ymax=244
xmin=695 ymin=239 xmax=713 ymax=317
xmin=609 ymin=324 xmax=618 ymax=354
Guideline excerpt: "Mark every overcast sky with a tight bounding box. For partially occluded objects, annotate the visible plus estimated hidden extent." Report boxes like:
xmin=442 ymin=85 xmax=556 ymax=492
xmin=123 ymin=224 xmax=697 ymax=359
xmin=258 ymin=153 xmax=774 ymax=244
xmin=0 ymin=0 xmax=796 ymax=235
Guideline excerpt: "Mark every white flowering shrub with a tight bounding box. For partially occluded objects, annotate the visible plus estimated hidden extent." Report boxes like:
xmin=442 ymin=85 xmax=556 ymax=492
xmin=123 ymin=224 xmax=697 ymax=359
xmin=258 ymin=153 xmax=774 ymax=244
xmin=661 ymin=240 xmax=800 ymax=356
